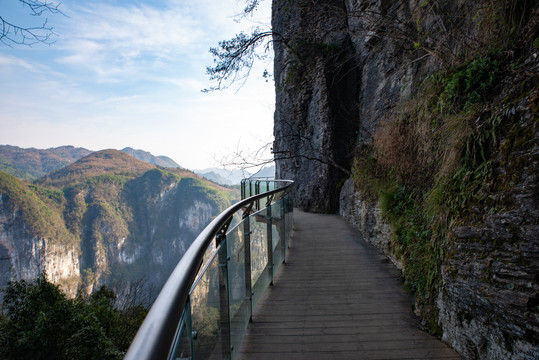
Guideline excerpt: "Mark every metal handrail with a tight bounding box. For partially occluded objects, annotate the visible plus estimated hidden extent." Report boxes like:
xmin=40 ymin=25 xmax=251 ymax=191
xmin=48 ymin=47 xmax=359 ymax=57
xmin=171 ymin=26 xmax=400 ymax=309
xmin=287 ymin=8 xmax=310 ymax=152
xmin=125 ymin=179 xmax=293 ymax=360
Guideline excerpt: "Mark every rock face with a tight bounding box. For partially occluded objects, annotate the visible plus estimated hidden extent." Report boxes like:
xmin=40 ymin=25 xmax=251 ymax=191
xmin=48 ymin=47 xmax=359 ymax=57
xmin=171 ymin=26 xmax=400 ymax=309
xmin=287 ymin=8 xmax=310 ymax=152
xmin=339 ymin=178 xmax=398 ymax=268
xmin=273 ymin=0 xmax=538 ymax=358
xmin=272 ymin=0 xmax=491 ymax=211
xmin=0 ymin=157 xmax=233 ymax=298
xmin=437 ymin=84 xmax=539 ymax=359
xmin=0 ymin=194 xmax=80 ymax=297
xmin=272 ymin=0 xmax=359 ymax=213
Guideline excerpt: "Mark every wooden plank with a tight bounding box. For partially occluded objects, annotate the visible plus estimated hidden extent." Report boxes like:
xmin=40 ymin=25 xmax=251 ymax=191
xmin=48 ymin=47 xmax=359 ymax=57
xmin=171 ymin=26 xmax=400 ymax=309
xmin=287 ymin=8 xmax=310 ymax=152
xmin=237 ymin=210 xmax=461 ymax=360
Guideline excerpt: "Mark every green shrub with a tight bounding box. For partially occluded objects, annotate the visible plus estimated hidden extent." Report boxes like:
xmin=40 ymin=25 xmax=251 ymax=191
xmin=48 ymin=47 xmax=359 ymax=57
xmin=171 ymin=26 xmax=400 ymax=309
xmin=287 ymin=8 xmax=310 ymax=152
xmin=441 ymin=55 xmax=502 ymax=109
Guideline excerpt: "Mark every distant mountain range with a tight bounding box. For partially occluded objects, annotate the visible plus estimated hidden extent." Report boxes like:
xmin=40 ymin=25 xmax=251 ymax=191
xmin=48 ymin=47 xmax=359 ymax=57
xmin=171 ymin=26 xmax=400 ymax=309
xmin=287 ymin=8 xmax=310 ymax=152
xmin=0 ymin=148 xmax=236 ymax=299
xmin=0 ymin=145 xmax=92 ymax=180
xmin=120 ymin=147 xmax=181 ymax=168
xmin=0 ymin=145 xmax=181 ymax=181
xmin=195 ymin=165 xmax=275 ymax=185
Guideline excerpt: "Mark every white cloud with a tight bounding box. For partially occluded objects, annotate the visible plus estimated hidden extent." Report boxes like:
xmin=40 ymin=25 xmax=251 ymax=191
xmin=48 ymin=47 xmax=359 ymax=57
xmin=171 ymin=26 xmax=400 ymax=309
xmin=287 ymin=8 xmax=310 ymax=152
xmin=0 ymin=0 xmax=275 ymax=169
xmin=54 ymin=3 xmax=197 ymax=80
xmin=54 ymin=0 xmax=271 ymax=82
xmin=0 ymin=54 xmax=37 ymax=71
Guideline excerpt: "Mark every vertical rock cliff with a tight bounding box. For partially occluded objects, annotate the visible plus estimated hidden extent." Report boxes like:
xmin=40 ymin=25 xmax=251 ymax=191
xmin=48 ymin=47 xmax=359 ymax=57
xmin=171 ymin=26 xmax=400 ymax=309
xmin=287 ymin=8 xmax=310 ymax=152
xmin=273 ymin=0 xmax=538 ymax=358
xmin=272 ymin=0 xmax=359 ymax=213
xmin=0 ymin=190 xmax=80 ymax=297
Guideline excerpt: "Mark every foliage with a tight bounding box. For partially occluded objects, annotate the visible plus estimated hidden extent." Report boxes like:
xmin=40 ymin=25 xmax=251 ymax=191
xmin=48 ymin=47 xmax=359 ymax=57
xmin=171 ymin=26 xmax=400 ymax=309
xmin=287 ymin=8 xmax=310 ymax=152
xmin=28 ymin=184 xmax=66 ymax=208
xmin=0 ymin=275 xmax=146 ymax=359
xmin=0 ymin=145 xmax=91 ymax=180
xmin=0 ymin=171 xmax=76 ymax=247
xmin=37 ymin=149 xmax=154 ymax=188
xmin=205 ymin=29 xmax=273 ymax=91
xmin=440 ymin=55 xmax=502 ymax=110
xmin=351 ymin=31 xmax=537 ymax=331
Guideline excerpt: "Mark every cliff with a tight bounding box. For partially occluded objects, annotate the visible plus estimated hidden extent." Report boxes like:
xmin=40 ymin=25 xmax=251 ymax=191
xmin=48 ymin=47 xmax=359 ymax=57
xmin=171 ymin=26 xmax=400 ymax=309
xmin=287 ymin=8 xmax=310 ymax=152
xmin=0 ymin=151 xmax=235 ymax=297
xmin=273 ymin=0 xmax=538 ymax=358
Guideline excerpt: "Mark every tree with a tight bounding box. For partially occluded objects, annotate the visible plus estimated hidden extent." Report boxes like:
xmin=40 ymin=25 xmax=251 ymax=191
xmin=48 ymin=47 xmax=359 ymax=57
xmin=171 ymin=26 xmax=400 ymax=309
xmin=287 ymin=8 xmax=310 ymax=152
xmin=205 ymin=28 xmax=274 ymax=92
xmin=0 ymin=0 xmax=64 ymax=46
xmin=0 ymin=274 xmax=147 ymax=359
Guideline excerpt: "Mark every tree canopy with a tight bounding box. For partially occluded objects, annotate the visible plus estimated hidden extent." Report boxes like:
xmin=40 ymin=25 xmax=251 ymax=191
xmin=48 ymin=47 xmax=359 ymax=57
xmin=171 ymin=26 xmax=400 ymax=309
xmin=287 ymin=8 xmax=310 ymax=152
xmin=0 ymin=274 xmax=147 ymax=359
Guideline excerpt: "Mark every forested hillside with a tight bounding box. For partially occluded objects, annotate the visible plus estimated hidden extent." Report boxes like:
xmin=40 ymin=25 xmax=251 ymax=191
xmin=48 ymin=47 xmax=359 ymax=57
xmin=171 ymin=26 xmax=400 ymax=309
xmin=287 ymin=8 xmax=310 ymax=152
xmin=0 ymin=149 xmax=236 ymax=298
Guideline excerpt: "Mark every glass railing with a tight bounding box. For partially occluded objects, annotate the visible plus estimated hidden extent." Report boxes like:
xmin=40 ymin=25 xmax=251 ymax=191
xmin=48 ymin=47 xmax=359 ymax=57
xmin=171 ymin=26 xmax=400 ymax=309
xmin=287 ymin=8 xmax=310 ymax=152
xmin=125 ymin=179 xmax=293 ymax=360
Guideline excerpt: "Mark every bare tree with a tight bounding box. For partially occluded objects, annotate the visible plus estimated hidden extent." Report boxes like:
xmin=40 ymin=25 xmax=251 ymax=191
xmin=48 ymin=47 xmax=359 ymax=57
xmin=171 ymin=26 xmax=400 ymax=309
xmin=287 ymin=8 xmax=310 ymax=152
xmin=1 ymin=0 xmax=64 ymax=46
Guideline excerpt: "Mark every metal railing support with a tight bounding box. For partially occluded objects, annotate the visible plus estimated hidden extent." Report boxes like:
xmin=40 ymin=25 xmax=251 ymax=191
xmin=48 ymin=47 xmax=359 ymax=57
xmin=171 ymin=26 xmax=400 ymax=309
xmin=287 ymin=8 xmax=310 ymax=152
xmin=216 ymin=233 xmax=231 ymax=359
xmin=281 ymin=199 xmax=286 ymax=263
xmin=266 ymin=202 xmax=273 ymax=285
xmin=243 ymin=214 xmax=253 ymax=322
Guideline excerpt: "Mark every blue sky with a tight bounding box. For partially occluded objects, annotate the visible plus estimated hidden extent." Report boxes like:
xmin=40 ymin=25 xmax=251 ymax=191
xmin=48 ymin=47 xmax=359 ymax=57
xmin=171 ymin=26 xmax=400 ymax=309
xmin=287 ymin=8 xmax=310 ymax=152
xmin=0 ymin=0 xmax=274 ymax=170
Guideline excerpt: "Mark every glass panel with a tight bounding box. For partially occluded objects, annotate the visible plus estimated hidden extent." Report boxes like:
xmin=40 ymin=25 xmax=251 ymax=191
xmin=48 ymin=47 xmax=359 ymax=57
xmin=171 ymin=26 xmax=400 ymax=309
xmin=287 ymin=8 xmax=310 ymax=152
xmin=190 ymin=242 xmax=228 ymax=360
xmin=168 ymin=302 xmax=192 ymax=360
xmin=241 ymin=181 xmax=246 ymax=199
xmin=249 ymin=208 xmax=267 ymax=284
xmin=249 ymin=208 xmax=271 ymax=307
xmin=285 ymin=196 xmax=293 ymax=249
xmin=251 ymin=267 xmax=271 ymax=309
xmin=226 ymin=221 xmax=250 ymax=359
xmin=271 ymin=201 xmax=284 ymax=275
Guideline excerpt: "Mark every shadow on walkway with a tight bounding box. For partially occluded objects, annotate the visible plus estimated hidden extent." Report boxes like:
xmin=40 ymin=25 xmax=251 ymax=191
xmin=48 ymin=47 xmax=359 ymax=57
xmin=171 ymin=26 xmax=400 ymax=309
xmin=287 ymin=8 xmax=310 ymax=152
xmin=238 ymin=210 xmax=461 ymax=360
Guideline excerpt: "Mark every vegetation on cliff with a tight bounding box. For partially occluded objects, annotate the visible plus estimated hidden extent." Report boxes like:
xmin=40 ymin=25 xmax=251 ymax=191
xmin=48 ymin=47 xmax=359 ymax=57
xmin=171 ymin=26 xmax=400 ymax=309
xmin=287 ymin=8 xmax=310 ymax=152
xmin=0 ymin=149 xmax=236 ymax=297
xmin=0 ymin=171 xmax=77 ymax=247
xmin=0 ymin=145 xmax=92 ymax=181
xmin=351 ymin=0 xmax=538 ymax=337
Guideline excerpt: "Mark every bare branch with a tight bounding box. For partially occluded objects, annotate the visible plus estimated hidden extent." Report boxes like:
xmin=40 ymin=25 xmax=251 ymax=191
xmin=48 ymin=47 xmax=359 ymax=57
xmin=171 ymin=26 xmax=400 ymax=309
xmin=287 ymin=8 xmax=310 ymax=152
xmin=1 ymin=0 xmax=65 ymax=46
xmin=204 ymin=29 xmax=275 ymax=92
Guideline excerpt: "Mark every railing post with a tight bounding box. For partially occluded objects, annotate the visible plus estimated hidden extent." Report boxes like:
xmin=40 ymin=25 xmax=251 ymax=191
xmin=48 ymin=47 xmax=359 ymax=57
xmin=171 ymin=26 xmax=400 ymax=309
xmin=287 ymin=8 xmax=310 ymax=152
xmin=266 ymin=202 xmax=274 ymax=285
xmin=281 ymin=198 xmax=286 ymax=263
xmin=243 ymin=214 xmax=253 ymax=322
xmin=216 ymin=234 xmax=231 ymax=359
xmin=255 ymin=181 xmax=260 ymax=210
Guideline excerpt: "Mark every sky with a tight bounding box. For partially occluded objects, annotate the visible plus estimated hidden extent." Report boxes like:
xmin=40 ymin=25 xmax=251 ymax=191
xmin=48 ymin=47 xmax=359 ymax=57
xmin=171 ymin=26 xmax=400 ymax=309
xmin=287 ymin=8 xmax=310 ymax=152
xmin=0 ymin=0 xmax=274 ymax=170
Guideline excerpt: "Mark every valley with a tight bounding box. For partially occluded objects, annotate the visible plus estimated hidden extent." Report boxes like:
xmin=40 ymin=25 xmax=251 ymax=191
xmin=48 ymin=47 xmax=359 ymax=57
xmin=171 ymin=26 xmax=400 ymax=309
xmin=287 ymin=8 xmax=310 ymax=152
xmin=0 ymin=146 xmax=238 ymax=299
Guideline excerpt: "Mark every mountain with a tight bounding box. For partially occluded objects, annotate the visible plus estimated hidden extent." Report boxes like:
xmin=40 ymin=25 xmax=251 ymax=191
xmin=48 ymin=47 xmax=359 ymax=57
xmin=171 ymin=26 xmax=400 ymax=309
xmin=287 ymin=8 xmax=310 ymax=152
xmin=0 ymin=145 xmax=182 ymax=182
xmin=250 ymin=165 xmax=275 ymax=178
xmin=0 ymin=145 xmax=92 ymax=180
xmin=121 ymin=147 xmax=181 ymax=168
xmin=37 ymin=149 xmax=156 ymax=188
xmin=0 ymin=150 xmax=236 ymax=298
xmin=195 ymin=167 xmax=252 ymax=185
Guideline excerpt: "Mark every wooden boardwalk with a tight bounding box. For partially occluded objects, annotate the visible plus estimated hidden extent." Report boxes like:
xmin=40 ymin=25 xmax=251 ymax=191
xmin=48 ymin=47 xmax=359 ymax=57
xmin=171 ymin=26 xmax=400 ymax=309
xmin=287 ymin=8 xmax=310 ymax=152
xmin=238 ymin=211 xmax=461 ymax=360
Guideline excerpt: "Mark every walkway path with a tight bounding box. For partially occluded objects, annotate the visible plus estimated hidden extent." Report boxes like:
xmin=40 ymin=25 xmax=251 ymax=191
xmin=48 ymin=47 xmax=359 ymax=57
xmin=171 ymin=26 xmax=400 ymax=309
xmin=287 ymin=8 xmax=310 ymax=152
xmin=238 ymin=210 xmax=461 ymax=359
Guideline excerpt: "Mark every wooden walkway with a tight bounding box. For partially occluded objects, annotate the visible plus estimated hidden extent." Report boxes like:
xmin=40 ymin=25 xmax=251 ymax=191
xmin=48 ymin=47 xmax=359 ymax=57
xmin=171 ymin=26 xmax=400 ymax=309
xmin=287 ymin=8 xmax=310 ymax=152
xmin=238 ymin=210 xmax=461 ymax=360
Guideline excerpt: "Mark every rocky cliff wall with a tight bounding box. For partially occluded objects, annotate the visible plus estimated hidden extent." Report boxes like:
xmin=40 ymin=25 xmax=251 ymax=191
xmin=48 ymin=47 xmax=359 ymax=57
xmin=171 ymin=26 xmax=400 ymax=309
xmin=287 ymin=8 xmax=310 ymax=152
xmin=273 ymin=0 xmax=538 ymax=358
xmin=436 ymin=67 xmax=539 ymax=359
xmin=0 ymin=194 xmax=80 ymax=297
xmin=272 ymin=0 xmax=359 ymax=213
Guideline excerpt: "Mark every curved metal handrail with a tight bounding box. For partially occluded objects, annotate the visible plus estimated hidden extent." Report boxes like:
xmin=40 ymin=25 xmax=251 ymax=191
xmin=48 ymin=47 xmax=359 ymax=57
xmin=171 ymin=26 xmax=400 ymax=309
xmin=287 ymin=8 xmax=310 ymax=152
xmin=125 ymin=180 xmax=293 ymax=360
